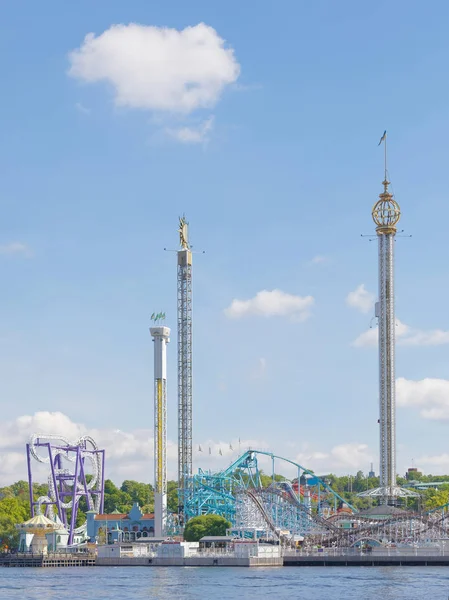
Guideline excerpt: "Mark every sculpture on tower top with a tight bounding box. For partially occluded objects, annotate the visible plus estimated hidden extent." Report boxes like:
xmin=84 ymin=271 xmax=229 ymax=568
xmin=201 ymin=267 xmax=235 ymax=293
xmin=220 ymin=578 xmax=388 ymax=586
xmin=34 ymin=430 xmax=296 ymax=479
xmin=178 ymin=216 xmax=190 ymax=250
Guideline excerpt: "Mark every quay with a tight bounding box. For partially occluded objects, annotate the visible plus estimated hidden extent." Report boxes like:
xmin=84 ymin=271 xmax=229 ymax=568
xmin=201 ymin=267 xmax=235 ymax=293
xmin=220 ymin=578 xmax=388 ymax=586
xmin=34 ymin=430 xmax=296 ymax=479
xmin=4 ymin=547 xmax=449 ymax=568
xmin=284 ymin=548 xmax=449 ymax=567
xmin=0 ymin=552 xmax=96 ymax=568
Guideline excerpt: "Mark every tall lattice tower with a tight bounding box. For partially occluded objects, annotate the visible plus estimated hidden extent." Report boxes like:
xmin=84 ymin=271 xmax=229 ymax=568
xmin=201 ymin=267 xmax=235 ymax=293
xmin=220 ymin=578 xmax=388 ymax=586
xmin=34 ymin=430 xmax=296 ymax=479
xmin=177 ymin=216 xmax=192 ymax=516
xmin=359 ymin=133 xmax=418 ymax=506
xmin=150 ymin=325 xmax=170 ymax=536
xmin=372 ymin=171 xmax=401 ymax=504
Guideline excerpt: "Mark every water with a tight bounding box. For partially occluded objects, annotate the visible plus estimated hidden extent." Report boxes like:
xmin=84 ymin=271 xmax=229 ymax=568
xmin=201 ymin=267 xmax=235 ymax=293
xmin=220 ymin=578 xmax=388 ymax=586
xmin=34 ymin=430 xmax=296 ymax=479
xmin=1 ymin=566 xmax=449 ymax=599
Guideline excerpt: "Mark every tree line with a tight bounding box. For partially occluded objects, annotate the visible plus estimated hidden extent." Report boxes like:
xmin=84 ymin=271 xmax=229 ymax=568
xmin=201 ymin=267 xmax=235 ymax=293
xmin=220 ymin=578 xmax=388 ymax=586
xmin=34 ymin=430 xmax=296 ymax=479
xmin=1 ymin=472 xmax=448 ymax=549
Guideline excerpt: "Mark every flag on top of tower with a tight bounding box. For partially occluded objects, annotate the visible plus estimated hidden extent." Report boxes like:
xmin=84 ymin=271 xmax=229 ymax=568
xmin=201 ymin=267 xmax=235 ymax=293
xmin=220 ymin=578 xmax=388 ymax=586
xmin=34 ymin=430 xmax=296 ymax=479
xmin=198 ymin=445 xmax=202 ymax=452
xmin=378 ymin=130 xmax=387 ymax=145
xmin=219 ymin=448 xmax=222 ymax=456
xmin=150 ymin=313 xmax=155 ymax=320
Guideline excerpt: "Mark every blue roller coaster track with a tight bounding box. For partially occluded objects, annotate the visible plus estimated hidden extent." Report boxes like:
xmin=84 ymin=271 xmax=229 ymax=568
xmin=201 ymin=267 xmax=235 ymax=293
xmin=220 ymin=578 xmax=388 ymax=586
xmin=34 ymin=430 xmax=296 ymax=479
xmin=183 ymin=450 xmax=355 ymax=539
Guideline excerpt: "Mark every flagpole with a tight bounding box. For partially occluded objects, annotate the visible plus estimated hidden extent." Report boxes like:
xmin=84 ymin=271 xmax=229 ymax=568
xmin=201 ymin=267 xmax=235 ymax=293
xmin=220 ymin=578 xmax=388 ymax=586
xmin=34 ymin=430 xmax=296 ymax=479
xmin=384 ymin=133 xmax=387 ymax=180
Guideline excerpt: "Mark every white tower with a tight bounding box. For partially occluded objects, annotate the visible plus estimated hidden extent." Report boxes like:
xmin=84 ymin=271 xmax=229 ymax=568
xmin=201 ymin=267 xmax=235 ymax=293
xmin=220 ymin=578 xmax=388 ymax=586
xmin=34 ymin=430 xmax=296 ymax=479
xmin=150 ymin=325 xmax=170 ymax=536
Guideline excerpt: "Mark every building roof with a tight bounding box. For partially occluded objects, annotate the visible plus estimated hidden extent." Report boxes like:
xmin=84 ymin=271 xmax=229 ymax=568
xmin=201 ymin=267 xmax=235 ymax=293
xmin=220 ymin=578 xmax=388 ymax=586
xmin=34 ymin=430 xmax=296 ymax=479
xmin=199 ymin=536 xmax=235 ymax=543
xmin=94 ymin=512 xmax=154 ymax=521
xmin=18 ymin=514 xmax=63 ymax=530
xmin=358 ymin=505 xmax=408 ymax=518
xmin=134 ymin=537 xmax=167 ymax=543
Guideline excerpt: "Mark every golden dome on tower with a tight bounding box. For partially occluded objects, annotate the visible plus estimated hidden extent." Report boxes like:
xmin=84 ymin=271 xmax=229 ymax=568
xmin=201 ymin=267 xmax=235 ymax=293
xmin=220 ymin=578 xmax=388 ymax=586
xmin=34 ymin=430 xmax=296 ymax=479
xmin=372 ymin=180 xmax=401 ymax=233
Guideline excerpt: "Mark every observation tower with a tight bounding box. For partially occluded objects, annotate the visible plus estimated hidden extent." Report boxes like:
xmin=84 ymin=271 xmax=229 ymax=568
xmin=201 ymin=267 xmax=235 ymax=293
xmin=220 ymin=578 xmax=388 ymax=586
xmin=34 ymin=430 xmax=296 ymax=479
xmin=177 ymin=216 xmax=193 ymax=518
xmin=150 ymin=325 xmax=170 ymax=536
xmin=359 ymin=133 xmax=418 ymax=505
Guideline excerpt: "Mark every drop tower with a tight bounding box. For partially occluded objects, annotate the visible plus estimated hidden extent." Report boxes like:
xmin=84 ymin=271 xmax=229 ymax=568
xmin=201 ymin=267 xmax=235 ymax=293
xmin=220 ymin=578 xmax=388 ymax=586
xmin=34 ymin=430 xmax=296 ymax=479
xmin=359 ymin=133 xmax=418 ymax=505
xmin=150 ymin=325 xmax=170 ymax=536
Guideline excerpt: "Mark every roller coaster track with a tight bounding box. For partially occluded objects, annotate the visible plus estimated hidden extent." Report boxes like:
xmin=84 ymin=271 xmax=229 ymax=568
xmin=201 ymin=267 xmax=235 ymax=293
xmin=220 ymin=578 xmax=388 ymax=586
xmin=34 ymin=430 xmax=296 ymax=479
xmin=235 ymin=486 xmax=339 ymax=545
xmin=271 ymin=483 xmax=340 ymax=533
xmin=240 ymin=482 xmax=449 ymax=548
xmin=243 ymin=489 xmax=282 ymax=540
xmin=308 ymin=510 xmax=449 ymax=548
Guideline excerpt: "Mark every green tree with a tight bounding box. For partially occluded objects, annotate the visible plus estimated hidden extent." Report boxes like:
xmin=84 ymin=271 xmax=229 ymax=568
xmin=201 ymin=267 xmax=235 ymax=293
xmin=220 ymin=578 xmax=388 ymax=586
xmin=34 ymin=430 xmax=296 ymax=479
xmin=120 ymin=481 xmax=153 ymax=508
xmin=0 ymin=497 xmax=28 ymax=551
xmin=183 ymin=515 xmax=231 ymax=542
xmin=102 ymin=479 xmax=133 ymax=513
xmin=424 ymin=487 xmax=449 ymax=510
xmin=167 ymin=481 xmax=178 ymax=513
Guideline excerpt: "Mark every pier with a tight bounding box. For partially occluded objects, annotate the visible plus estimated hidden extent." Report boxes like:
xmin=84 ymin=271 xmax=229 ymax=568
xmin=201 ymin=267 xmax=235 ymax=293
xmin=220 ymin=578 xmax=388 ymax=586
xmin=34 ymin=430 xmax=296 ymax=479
xmin=283 ymin=548 xmax=449 ymax=567
xmin=0 ymin=552 xmax=96 ymax=568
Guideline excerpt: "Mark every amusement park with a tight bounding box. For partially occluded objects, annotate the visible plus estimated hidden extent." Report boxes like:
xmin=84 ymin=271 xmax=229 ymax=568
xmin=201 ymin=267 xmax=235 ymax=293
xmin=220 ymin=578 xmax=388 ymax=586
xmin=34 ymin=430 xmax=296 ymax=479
xmin=7 ymin=138 xmax=449 ymax=567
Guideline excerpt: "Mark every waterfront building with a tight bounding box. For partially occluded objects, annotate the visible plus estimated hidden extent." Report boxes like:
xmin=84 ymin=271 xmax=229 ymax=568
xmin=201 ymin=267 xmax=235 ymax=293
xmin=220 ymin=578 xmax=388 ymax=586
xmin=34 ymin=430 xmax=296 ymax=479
xmin=86 ymin=503 xmax=155 ymax=543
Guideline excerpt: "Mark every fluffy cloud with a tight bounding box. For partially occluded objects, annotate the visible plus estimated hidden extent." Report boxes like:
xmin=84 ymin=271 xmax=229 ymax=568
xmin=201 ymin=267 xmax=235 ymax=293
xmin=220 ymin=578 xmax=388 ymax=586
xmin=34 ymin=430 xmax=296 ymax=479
xmin=352 ymin=327 xmax=378 ymax=348
xmin=295 ymin=443 xmax=374 ymax=473
xmin=68 ymin=23 xmax=240 ymax=114
xmin=0 ymin=242 xmax=32 ymax=257
xmin=224 ymin=289 xmax=314 ymax=321
xmin=397 ymin=377 xmax=449 ymax=420
xmin=0 ymin=411 xmax=160 ymax=486
xmin=75 ymin=102 xmax=91 ymax=115
xmin=0 ymin=411 xmax=267 ymax=486
xmin=346 ymin=284 xmax=375 ymax=314
xmin=353 ymin=319 xmax=449 ymax=348
xmin=352 ymin=318 xmax=409 ymax=347
xmin=401 ymin=329 xmax=449 ymax=346
xmin=347 ymin=284 xmax=449 ymax=347
xmin=416 ymin=453 xmax=449 ymax=474
xmin=308 ymin=255 xmax=329 ymax=266
xmin=166 ymin=116 xmax=214 ymax=144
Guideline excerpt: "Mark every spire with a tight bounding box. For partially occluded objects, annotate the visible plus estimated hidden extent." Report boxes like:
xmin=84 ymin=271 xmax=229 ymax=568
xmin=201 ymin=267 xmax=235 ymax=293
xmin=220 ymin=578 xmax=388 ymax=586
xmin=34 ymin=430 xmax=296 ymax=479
xmin=372 ymin=131 xmax=400 ymax=234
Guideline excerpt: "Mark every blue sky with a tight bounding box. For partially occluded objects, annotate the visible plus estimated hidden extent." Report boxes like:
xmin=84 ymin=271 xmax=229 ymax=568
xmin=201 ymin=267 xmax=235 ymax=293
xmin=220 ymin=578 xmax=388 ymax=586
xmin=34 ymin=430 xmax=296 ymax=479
xmin=1 ymin=0 xmax=449 ymax=484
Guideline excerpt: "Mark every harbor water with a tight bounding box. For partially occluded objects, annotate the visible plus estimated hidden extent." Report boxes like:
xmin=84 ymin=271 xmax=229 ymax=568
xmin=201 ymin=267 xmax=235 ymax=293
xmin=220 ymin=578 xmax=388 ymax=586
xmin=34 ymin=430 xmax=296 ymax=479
xmin=1 ymin=566 xmax=449 ymax=599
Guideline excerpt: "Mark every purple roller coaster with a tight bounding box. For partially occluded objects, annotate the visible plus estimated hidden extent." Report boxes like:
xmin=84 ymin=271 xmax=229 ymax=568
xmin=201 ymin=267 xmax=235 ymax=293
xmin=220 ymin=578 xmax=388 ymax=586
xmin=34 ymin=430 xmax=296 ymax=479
xmin=27 ymin=434 xmax=105 ymax=544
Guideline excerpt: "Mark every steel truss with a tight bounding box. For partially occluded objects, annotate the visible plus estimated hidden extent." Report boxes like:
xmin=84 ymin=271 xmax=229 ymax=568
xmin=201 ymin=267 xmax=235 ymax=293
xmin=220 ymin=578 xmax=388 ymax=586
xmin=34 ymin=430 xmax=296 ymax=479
xmin=177 ymin=217 xmax=193 ymax=518
xmin=184 ymin=450 xmax=353 ymax=541
xmin=308 ymin=509 xmax=449 ymax=548
xmin=362 ymin=174 xmax=412 ymax=504
xmin=27 ymin=434 xmax=105 ymax=544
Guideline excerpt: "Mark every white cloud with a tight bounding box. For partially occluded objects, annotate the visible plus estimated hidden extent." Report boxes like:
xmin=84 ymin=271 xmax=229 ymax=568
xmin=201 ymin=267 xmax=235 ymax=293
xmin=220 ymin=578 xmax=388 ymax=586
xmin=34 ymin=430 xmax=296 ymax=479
xmin=224 ymin=289 xmax=314 ymax=321
xmin=0 ymin=411 xmax=268 ymax=487
xmin=308 ymin=255 xmax=328 ymax=266
xmin=75 ymin=102 xmax=91 ymax=115
xmin=352 ymin=327 xmax=378 ymax=347
xmin=416 ymin=454 xmax=449 ymax=474
xmin=352 ymin=318 xmax=449 ymax=348
xmin=166 ymin=116 xmax=214 ymax=144
xmin=68 ymin=23 xmax=240 ymax=114
xmin=249 ymin=357 xmax=267 ymax=381
xmin=0 ymin=242 xmax=32 ymax=258
xmin=397 ymin=377 xmax=449 ymax=420
xmin=346 ymin=284 xmax=375 ymax=314
xmin=401 ymin=329 xmax=449 ymax=346
xmin=295 ymin=443 xmax=374 ymax=473
xmin=0 ymin=411 xmax=158 ymax=486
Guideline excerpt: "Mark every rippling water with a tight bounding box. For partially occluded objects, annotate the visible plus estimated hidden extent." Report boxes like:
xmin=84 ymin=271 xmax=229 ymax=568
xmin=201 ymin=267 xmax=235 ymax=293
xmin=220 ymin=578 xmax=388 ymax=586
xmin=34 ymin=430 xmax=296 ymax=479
xmin=1 ymin=566 xmax=449 ymax=599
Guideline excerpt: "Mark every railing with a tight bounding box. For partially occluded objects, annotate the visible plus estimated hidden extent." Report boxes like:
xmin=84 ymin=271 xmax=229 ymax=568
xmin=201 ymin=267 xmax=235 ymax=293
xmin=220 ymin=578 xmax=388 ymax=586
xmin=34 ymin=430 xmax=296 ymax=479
xmin=0 ymin=551 xmax=96 ymax=559
xmin=283 ymin=547 xmax=449 ymax=557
